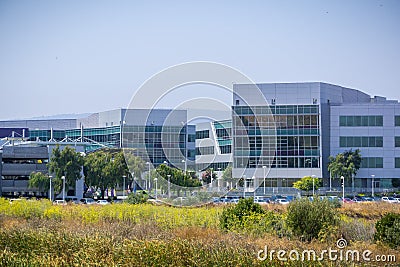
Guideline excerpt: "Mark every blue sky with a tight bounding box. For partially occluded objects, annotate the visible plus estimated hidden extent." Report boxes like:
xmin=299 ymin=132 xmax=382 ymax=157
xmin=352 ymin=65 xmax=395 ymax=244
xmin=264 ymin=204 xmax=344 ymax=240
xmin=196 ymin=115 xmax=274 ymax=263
xmin=0 ymin=0 xmax=399 ymax=120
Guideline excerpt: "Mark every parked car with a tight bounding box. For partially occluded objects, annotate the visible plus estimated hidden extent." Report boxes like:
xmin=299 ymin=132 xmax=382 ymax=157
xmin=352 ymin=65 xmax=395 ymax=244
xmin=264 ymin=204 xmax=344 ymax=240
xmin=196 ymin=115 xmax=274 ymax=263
xmin=382 ymin=197 xmax=398 ymax=203
xmin=362 ymin=197 xmax=375 ymax=202
xmin=80 ymin=198 xmax=95 ymax=205
xmin=65 ymin=197 xmax=78 ymax=204
xmin=53 ymin=199 xmax=66 ymax=205
xmin=276 ymin=198 xmax=290 ymax=205
xmin=96 ymin=200 xmax=109 ymax=205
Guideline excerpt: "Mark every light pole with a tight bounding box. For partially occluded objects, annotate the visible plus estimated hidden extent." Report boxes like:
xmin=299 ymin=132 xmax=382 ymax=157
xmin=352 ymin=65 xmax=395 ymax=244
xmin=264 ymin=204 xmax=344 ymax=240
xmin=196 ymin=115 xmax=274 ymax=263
xmin=182 ymin=159 xmax=187 ymax=173
xmin=252 ymin=176 xmax=256 ymax=198
xmin=154 ymin=178 xmax=158 ymax=200
xmin=146 ymin=162 xmax=151 ymax=191
xmin=242 ymin=175 xmax=246 ymax=199
xmin=61 ymin=176 xmax=65 ymax=202
xmin=134 ymin=177 xmax=138 ymax=193
xmin=122 ymin=175 xmax=126 ymax=198
xmin=371 ymin=174 xmax=375 ymax=197
xmin=49 ymin=175 xmax=52 ymax=201
xmin=341 ymin=176 xmax=345 ymax=204
xmin=262 ymin=166 xmax=266 ymax=195
xmin=311 ymin=175 xmax=316 ymax=196
xmin=210 ymin=168 xmax=214 ymax=189
xmin=167 ymin=174 xmax=171 ymax=198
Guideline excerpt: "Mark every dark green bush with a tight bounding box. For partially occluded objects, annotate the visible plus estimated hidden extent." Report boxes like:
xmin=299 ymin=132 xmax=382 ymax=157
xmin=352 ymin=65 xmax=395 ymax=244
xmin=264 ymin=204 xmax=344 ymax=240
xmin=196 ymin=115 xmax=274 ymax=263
xmin=286 ymin=198 xmax=338 ymax=241
xmin=374 ymin=213 xmax=400 ymax=249
xmin=126 ymin=191 xmax=149 ymax=204
xmin=220 ymin=198 xmax=265 ymax=231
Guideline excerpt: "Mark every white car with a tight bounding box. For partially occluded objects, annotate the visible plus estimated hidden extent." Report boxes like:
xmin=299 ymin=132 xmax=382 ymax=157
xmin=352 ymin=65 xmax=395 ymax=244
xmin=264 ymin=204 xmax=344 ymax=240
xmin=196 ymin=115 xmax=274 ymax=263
xmin=381 ymin=197 xmax=398 ymax=203
xmin=80 ymin=198 xmax=95 ymax=205
xmin=53 ymin=200 xmax=67 ymax=205
xmin=96 ymin=200 xmax=109 ymax=205
xmin=276 ymin=199 xmax=290 ymax=205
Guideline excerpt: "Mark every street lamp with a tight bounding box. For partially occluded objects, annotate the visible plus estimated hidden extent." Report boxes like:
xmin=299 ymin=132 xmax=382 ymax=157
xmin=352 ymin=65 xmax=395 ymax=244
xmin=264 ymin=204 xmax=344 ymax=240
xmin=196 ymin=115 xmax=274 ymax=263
xmin=61 ymin=176 xmax=65 ymax=203
xmin=134 ymin=177 xmax=138 ymax=193
xmin=146 ymin=162 xmax=151 ymax=191
xmin=167 ymin=174 xmax=171 ymax=198
xmin=311 ymin=175 xmax=316 ymax=196
xmin=262 ymin=166 xmax=266 ymax=195
xmin=217 ymin=168 xmax=222 ymax=191
xmin=154 ymin=178 xmax=158 ymax=200
xmin=341 ymin=176 xmax=345 ymax=204
xmin=243 ymin=175 xmax=246 ymax=199
xmin=252 ymin=176 xmax=256 ymax=198
xmin=371 ymin=174 xmax=375 ymax=197
xmin=122 ymin=175 xmax=126 ymax=197
xmin=49 ymin=175 xmax=53 ymax=201
xmin=182 ymin=159 xmax=187 ymax=173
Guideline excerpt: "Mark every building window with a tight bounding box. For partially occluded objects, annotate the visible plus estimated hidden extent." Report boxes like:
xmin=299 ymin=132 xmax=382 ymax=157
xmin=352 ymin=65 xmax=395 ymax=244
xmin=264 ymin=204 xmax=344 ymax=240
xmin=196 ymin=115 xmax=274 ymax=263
xmin=395 ymin=137 xmax=400 ymax=147
xmin=339 ymin=116 xmax=383 ymax=127
xmin=220 ymin=145 xmax=231 ymax=154
xmin=396 ymin=158 xmax=400 ymax=168
xmin=339 ymin=136 xmax=383 ymax=147
xmin=361 ymin=157 xmax=383 ymax=168
xmin=396 ymin=116 xmax=400 ymax=126
xmin=196 ymin=130 xmax=209 ymax=139
xmin=196 ymin=146 xmax=214 ymax=155
xmin=188 ymin=134 xmax=196 ymax=142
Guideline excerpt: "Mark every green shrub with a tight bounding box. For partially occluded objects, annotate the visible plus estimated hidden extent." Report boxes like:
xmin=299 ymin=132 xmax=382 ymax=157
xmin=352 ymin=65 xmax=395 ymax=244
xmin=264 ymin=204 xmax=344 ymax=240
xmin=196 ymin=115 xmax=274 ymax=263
xmin=286 ymin=198 xmax=338 ymax=241
xmin=374 ymin=213 xmax=400 ymax=249
xmin=220 ymin=198 xmax=278 ymax=234
xmin=126 ymin=191 xmax=149 ymax=204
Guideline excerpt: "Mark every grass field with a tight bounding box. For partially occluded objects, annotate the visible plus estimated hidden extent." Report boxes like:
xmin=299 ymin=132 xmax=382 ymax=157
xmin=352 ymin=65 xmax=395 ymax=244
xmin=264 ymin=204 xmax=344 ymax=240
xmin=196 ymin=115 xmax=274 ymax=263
xmin=0 ymin=198 xmax=399 ymax=266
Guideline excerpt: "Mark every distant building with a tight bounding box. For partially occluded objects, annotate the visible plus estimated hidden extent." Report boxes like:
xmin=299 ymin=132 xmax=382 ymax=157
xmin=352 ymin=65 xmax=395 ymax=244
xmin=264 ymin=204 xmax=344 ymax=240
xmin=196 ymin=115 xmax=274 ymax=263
xmin=233 ymin=82 xmax=400 ymax=192
xmin=1 ymin=83 xmax=399 ymax=197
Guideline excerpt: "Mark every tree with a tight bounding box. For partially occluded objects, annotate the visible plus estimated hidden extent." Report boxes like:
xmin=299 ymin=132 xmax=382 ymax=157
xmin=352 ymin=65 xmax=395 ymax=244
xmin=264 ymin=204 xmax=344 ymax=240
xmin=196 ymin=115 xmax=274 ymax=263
xmin=293 ymin=176 xmax=321 ymax=193
xmin=201 ymin=168 xmax=217 ymax=184
xmin=124 ymin=152 xmax=146 ymax=180
xmin=392 ymin=178 xmax=400 ymax=189
xmin=155 ymin=164 xmax=201 ymax=197
xmin=28 ymin=172 xmax=50 ymax=194
xmin=29 ymin=172 xmax=63 ymax=197
xmin=286 ymin=198 xmax=338 ymax=241
xmin=48 ymin=145 xmax=84 ymax=191
xmin=83 ymin=150 xmax=132 ymax=199
xmin=328 ymin=149 xmax=362 ymax=189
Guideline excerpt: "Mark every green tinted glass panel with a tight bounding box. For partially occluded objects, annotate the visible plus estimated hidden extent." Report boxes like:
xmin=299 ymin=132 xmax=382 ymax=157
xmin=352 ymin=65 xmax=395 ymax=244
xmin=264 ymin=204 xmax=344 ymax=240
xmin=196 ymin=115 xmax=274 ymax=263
xmin=396 ymin=116 xmax=400 ymax=126
xmin=396 ymin=158 xmax=400 ymax=168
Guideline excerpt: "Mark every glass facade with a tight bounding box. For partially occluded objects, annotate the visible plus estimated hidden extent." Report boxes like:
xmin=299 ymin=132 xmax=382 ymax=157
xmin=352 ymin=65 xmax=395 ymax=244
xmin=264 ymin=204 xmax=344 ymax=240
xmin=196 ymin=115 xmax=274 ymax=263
xmin=196 ymin=130 xmax=209 ymax=139
xmin=396 ymin=158 xmax=400 ymax=168
xmin=196 ymin=146 xmax=214 ymax=155
xmin=340 ymin=136 xmax=383 ymax=147
xmin=233 ymin=105 xmax=320 ymax=169
xmin=361 ymin=157 xmax=383 ymax=168
xmin=395 ymin=116 xmax=400 ymax=126
xmin=339 ymin=116 xmax=383 ymax=127
xmin=29 ymin=130 xmax=66 ymax=141
xmin=213 ymin=120 xmax=232 ymax=154
xmin=395 ymin=137 xmax=400 ymax=147
xmin=66 ymin=126 xmax=121 ymax=148
xmin=122 ymin=125 xmax=192 ymax=167
xmin=197 ymin=162 xmax=230 ymax=171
